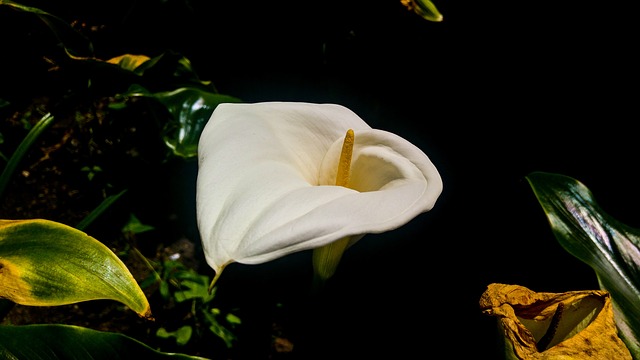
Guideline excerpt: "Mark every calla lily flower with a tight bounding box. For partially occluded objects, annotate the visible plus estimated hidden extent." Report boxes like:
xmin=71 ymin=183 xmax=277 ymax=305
xmin=196 ymin=102 xmax=443 ymax=286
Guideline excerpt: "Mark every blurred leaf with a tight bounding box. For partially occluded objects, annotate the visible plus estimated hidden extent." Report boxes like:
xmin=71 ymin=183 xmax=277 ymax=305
xmin=203 ymin=310 xmax=236 ymax=349
xmin=108 ymin=54 xmax=152 ymax=73
xmin=0 ymin=219 xmax=151 ymax=318
xmin=225 ymin=313 xmax=241 ymax=326
xmin=526 ymin=171 xmax=640 ymax=358
xmin=0 ymin=324 xmax=207 ymax=359
xmin=174 ymin=277 xmax=215 ymax=304
xmin=151 ymin=87 xmax=242 ymax=159
xmin=401 ymin=0 xmax=443 ymax=22
xmin=122 ymin=213 xmax=155 ymax=235
xmin=156 ymin=326 xmax=193 ymax=346
xmin=76 ymin=189 xmax=128 ymax=231
xmin=0 ymin=112 xmax=54 ymax=201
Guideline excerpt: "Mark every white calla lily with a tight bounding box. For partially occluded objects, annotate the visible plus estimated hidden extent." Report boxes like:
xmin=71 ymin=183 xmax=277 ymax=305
xmin=196 ymin=102 xmax=443 ymax=286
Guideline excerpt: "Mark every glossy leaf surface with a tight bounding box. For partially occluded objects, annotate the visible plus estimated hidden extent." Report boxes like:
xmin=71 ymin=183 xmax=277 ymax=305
xmin=0 ymin=219 xmax=151 ymax=318
xmin=153 ymin=87 xmax=242 ymax=158
xmin=526 ymin=171 xmax=640 ymax=358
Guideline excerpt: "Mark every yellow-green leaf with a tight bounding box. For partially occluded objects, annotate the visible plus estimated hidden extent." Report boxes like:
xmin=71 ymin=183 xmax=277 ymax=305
xmin=401 ymin=0 xmax=443 ymax=22
xmin=0 ymin=219 xmax=151 ymax=318
xmin=107 ymin=54 xmax=152 ymax=72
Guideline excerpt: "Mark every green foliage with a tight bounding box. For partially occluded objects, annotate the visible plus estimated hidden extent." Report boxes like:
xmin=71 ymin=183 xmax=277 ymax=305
xmin=119 ymin=213 xmax=241 ymax=351
xmin=80 ymin=165 xmax=103 ymax=181
xmin=122 ymin=213 xmax=156 ymax=235
xmin=157 ymin=326 xmax=193 ymax=346
xmin=129 ymin=86 xmax=243 ymax=159
xmin=0 ymin=0 xmax=242 ymax=162
xmin=0 ymin=1 xmax=243 ymax=357
xmin=149 ymin=259 xmax=241 ymax=349
xmin=75 ymin=190 xmax=128 ymax=231
xmin=0 ymin=216 xmax=210 ymax=358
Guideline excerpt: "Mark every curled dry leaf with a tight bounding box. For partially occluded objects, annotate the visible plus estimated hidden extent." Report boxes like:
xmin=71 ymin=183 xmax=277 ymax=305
xmin=479 ymin=283 xmax=631 ymax=359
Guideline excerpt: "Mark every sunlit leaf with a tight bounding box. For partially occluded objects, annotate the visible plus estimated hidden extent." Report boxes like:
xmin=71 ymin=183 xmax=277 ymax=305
xmin=0 ymin=324 xmax=206 ymax=359
xmin=526 ymin=171 xmax=640 ymax=358
xmin=0 ymin=219 xmax=151 ymax=318
xmin=400 ymin=0 xmax=443 ymax=22
xmin=108 ymin=54 xmax=152 ymax=73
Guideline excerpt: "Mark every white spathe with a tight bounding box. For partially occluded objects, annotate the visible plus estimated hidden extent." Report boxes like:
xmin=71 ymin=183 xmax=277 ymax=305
xmin=196 ymin=102 xmax=443 ymax=275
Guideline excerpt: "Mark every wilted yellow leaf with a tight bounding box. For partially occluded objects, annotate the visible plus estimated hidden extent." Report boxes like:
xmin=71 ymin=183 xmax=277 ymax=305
xmin=479 ymin=283 xmax=631 ymax=359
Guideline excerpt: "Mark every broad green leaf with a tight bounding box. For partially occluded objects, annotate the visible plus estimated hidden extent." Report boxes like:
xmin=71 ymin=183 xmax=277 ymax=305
xmin=0 ymin=219 xmax=151 ymax=318
xmin=0 ymin=324 xmax=207 ymax=359
xmin=526 ymin=171 xmax=640 ymax=358
xmin=152 ymin=87 xmax=242 ymax=158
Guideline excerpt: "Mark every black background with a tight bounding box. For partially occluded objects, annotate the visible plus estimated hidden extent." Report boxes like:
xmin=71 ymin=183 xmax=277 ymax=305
xmin=2 ymin=0 xmax=640 ymax=358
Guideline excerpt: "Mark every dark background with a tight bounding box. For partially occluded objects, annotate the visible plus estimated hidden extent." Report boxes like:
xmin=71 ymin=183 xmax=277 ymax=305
xmin=2 ymin=0 xmax=640 ymax=358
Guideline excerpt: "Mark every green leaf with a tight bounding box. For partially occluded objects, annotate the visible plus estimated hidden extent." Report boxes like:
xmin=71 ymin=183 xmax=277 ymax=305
xmin=203 ymin=310 xmax=236 ymax=349
xmin=0 ymin=219 xmax=151 ymax=318
xmin=76 ymin=189 xmax=128 ymax=231
xmin=122 ymin=213 xmax=155 ymax=235
xmin=225 ymin=313 xmax=241 ymax=326
xmin=0 ymin=324 xmax=207 ymax=359
xmin=153 ymin=87 xmax=242 ymax=158
xmin=107 ymin=54 xmax=152 ymax=73
xmin=526 ymin=171 xmax=640 ymax=358
xmin=174 ymin=277 xmax=215 ymax=304
xmin=156 ymin=326 xmax=193 ymax=346
xmin=402 ymin=0 xmax=443 ymax=22
xmin=0 ymin=112 xmax=55 ymax=201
